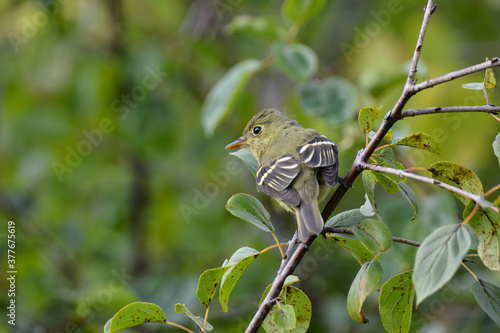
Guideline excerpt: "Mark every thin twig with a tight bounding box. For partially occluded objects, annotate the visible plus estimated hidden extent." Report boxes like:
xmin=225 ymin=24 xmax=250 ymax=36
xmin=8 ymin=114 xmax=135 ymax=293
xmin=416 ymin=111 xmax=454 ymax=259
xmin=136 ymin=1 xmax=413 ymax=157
xmin=325 ymin=226 xmax=422 ymax=247
xmin=358 ymin=161 xmax=490 ymax=207
xmin=245 ymin=242 xmax=309 ymax=333
xmin=406 ymin=1 xmax=435 ymax=86
xmin=325 ymin=227 xmax=474 ymax=262
xmin=277 ymin=233 xmax=298 ymax=275
xmin=401 ymin=105 xmax=500 ymax=118
xmin=412 ymin=57 xmax=500 ymax=93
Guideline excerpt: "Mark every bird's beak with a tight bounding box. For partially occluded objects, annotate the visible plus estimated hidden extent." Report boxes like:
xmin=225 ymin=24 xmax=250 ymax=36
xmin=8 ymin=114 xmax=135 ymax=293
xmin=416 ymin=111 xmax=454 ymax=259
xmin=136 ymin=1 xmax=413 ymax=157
xmin=225 ymin=137 xmax=247 ymax=149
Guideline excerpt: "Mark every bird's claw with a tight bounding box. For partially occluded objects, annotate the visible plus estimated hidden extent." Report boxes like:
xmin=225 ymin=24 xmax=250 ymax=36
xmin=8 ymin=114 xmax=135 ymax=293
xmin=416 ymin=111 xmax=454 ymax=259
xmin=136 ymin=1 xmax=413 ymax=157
xmin=338 ymin=177 xmax=353 ymax=189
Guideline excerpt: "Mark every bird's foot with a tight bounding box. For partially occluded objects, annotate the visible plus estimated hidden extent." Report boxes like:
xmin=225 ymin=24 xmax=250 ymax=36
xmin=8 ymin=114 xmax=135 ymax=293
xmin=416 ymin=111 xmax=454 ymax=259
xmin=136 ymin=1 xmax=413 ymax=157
xmin=338 ymin=177 xmax=353 ymax=189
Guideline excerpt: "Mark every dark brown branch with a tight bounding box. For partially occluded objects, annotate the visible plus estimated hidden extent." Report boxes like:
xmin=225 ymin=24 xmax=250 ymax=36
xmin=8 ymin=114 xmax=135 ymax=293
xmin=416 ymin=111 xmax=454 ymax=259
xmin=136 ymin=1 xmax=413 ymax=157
xmin=325 ymin=226 xmax=422 ymax=247
xmin=401 ymin=105 xmax=500 ymax=118
xmin=325 ymin=227 xmax=474 ymax=262
xmin=245 ymin=242 xmax=309 ymax=332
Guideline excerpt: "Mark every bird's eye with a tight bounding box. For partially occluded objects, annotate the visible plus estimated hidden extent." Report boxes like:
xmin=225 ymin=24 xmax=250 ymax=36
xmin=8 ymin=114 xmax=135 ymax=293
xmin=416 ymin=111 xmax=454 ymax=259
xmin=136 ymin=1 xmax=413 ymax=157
xmin=253 ymin=126 xmax=262 ymax=135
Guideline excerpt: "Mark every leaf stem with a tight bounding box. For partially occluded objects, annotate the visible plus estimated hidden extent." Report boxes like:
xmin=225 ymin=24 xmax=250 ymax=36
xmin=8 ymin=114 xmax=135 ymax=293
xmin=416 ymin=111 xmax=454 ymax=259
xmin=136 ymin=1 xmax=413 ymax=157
xmin=461 ymin=262 xmax=479 ymax=281
xmin=203 ymin=305 xmax=210 ymax=333
xmin=271 ymin=232 xmax=286 ymax=259
xmin=462 ymin=203 xmax=479 ymax=227
xmin=485 ymin=184 xmax=500 ymax=197
xmin=166 ymin=321 xmax=196 ymax=333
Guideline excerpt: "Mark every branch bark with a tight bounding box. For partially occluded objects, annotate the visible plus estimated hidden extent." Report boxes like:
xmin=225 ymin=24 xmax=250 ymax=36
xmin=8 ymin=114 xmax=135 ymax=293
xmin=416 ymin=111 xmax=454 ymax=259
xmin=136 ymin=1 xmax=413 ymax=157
xmin=401 ymin=105 xmax=500 ymax=118
xmin=358 ymin=161 xmax=499 ymax=213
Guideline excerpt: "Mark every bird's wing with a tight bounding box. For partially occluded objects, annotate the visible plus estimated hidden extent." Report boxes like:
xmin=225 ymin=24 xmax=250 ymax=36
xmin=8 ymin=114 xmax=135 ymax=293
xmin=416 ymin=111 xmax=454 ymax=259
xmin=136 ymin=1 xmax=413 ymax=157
xmin=297 ymin=135 xmax=339 ymax=187
xmin=256 ymin=154 xmax=301 ymax=207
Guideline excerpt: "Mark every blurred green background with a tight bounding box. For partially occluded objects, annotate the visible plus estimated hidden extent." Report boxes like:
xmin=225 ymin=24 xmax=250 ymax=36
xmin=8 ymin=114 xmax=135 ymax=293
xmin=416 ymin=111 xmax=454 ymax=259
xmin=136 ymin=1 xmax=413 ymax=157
xmin=1 ymin=0 xmax=499 ymax=332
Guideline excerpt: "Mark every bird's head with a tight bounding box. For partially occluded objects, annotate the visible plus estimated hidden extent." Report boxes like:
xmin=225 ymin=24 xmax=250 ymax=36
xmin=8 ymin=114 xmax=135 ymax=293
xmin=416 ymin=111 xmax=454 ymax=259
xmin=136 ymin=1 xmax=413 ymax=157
xmin=225 ymin=109 xmax=299 ymax=159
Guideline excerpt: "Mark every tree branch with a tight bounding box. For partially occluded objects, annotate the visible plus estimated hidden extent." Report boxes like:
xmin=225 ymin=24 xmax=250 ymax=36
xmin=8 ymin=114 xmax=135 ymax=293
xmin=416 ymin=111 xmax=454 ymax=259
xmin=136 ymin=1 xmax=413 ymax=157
xmin=245 ymin=242 xmax=309 ymax=333
xmin=358 ymin=161 xmax=500 ymax=213
xmin=412 ymin=57 xmax=500 ymax=93
xmin=325 ymin=226 xmax=422 ymax=247
xmin=325 ymin=226 xmax=474 ymax=262
xmin=407 ymin=1 xmax=435 ymax=85
xmin=401 ymin=105 xmax=500 ymax=118
xmin=245 ymin=1 xmax=497 ymax=330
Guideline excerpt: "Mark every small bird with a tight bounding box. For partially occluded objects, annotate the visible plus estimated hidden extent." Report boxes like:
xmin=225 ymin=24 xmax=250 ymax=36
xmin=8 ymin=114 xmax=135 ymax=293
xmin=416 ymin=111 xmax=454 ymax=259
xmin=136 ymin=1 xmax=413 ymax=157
xmin=225 ymin=109 xmax=340 ymax=243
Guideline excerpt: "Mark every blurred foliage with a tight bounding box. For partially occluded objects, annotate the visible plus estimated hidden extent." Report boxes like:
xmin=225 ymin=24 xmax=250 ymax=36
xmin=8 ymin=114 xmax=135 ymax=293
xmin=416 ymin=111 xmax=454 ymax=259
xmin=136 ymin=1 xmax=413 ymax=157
xmin=0 ymin=0 xmax=499 ymax=332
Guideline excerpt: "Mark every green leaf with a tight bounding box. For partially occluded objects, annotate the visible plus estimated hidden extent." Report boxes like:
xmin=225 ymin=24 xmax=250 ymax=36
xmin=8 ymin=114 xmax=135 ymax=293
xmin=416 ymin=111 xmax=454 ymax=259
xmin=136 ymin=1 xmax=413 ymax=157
xmin=493 ymin=133 xmax=500 ymax=166
xmin=226 ymin=193 xmax=274 ymax=232
xmin=379 ymin=270 xmax=415 ymax=333
xmin=384 ymin=128 xmax=393 ymax=141
xmin=197 ymin=266 xmax=232 ymax=308
xmin=347 ymin=260 xmax=383 ymax=323
xmin=297 ymin=77 xmax=358 ymax=125
xmin=471 ymin=279 xmax=500 ymax=326
xmin=379 ymin=147 xmax=399 ymax=168
xmin=325 ymin=208 xmax=366 ymax=228
xmin=229 ymin=148 xmax=258 ymax=177
xmin=174 ymin=304 xmax=213 ymax=331
xmin=358 ymin=106 xmax=381 ymax=135
xmin=201 ymin=59 xmax=261 ymax=136
xmin=331 ymin=235 xmax=376 ymax=265
xmin=272 ymin=304 xmax=297 ymax=330
xmin=352 ymin=219 xmax=392 ymax=254
xmin=105 ymin=302 xmax=167 ymax=333
xmin=398 ymin=182 xmax=419 ymax=220
xmin=281 ymin=0 xmax=327 ymax=28
xmin=283 ymin=275 xmax=300 ymax=288
xmin=430 ymin=161 xmax=483 ymax=205
xmin=373 ymin=170 xmax=400 ymax=194
xmin=273 ymin=43 xmax=318 ymax=83
xmin=362 ymin=170 xmax=378 ymax=212
xmin=262 ymin=286 xmax=312 ymax=333
xmin=225 ymin=15 xmax=287 ymax=41
xmin=464 ymin=202 xmax=500 ymax=271
xmin=393 ymin=133 xmax=442 ymax=155
xmin=220 ymin=247 xmax=260 ymax=312
xmin=462 ymin=82 xmax=485 ymax=90
xmin=413 ymin=224 xmax=471 ymax=305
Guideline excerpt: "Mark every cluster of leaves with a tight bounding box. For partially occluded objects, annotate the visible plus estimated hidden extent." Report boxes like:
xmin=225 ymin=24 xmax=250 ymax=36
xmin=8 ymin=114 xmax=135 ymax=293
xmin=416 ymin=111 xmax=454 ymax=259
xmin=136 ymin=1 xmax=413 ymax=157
xmin=201 ymin=0 xmax=358 ymax=137
xmin=104 ymin=99 xmax=500 ymax=333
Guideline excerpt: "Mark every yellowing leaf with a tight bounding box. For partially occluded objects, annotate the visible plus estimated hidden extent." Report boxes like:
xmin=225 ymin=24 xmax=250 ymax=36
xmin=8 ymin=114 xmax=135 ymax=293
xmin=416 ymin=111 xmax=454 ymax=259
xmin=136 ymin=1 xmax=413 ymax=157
xmin=484 ymin=58 xmax=497 ymax=89
xmin=379 ymin=271 xmax=415 ymax=333
xmin=347 ymin=260 xmax=383 ymax=323
xmin=394 ymin=133 xmax=442 ymax=155
xmin=105 ymin=302 xmax=167 ymax=333
xmin=464 ymin=202 xmax=500 ymax=271
xmin=358 ymin=106 xmax=382 ymax=135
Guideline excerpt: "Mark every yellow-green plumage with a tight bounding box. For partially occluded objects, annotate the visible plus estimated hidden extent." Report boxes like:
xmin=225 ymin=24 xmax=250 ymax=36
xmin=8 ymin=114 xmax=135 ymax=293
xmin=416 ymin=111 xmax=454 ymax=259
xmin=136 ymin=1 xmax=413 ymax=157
xmin=226 ymin=109 xmax=339 ymax=242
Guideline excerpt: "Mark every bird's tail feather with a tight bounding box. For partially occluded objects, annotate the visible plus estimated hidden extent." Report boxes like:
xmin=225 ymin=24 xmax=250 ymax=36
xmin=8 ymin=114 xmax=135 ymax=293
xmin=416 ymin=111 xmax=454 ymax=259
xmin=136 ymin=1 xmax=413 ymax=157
xmin=296 ymin=200 xmax=324 ymax=243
